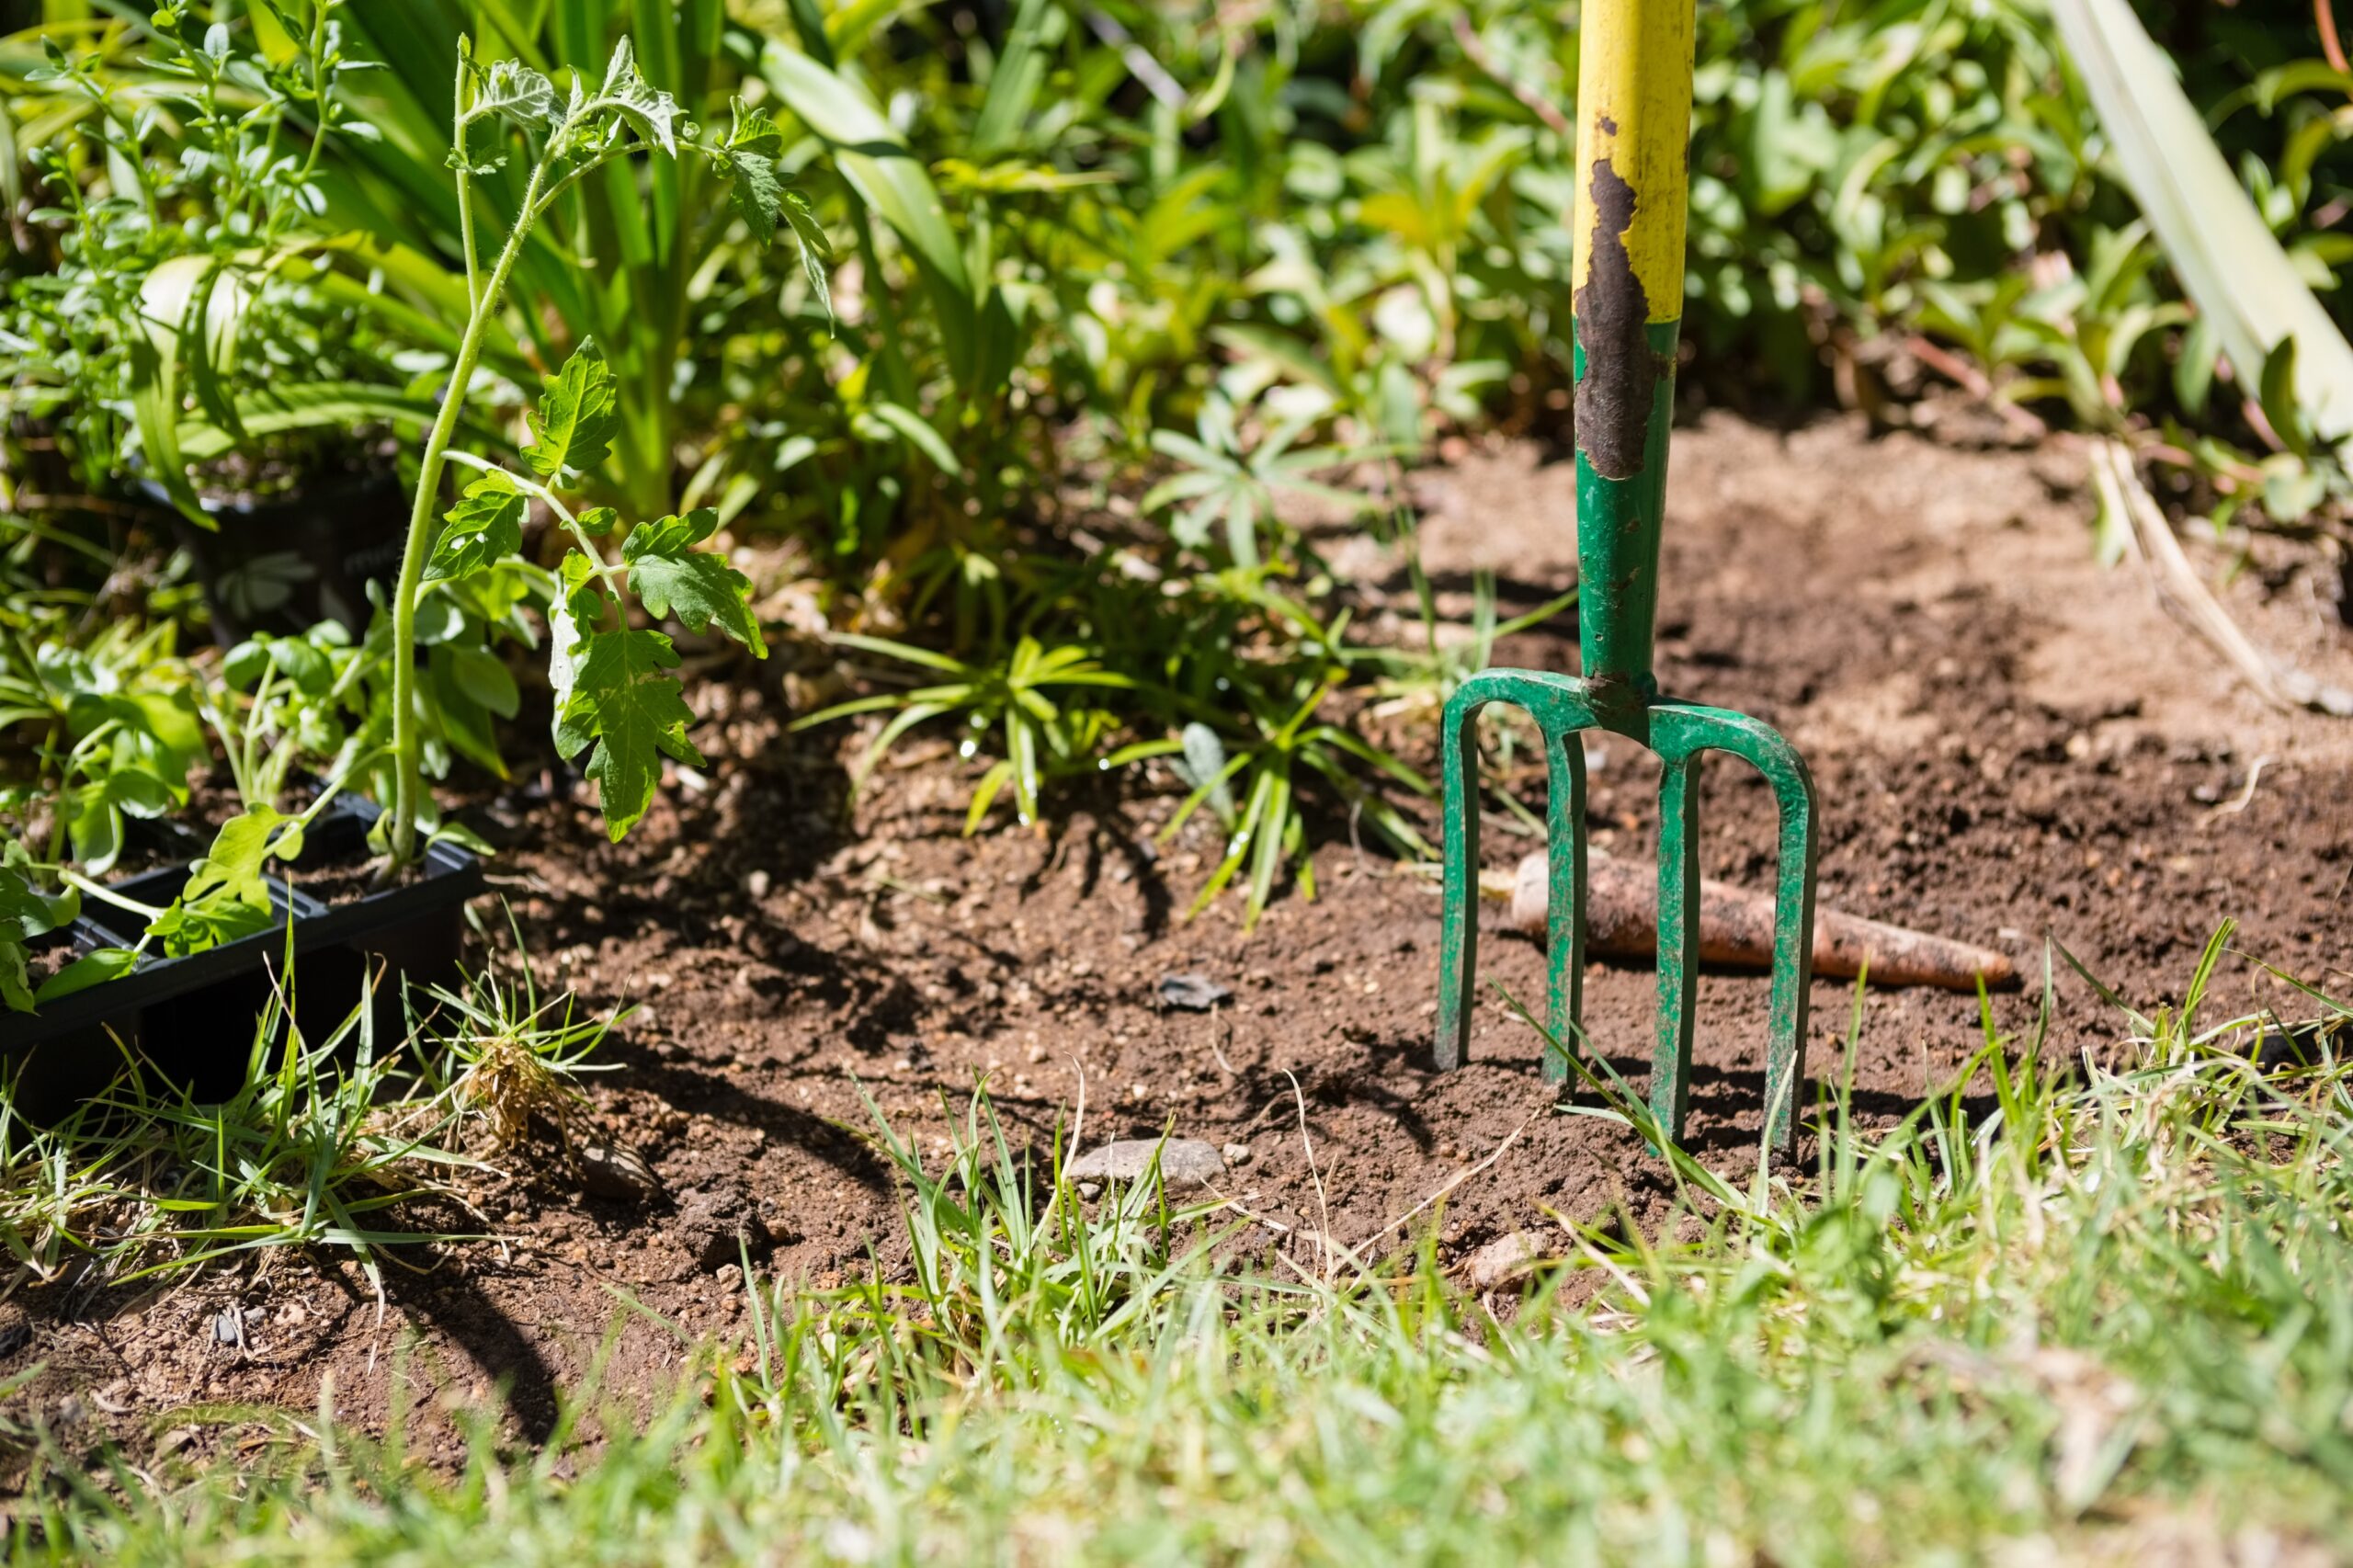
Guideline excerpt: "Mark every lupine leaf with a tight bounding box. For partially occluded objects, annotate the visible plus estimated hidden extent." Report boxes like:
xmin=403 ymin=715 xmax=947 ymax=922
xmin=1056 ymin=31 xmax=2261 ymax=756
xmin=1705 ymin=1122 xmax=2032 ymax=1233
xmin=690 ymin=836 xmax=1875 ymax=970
xmin=426 ymin=471 xmax=527 ymax=582
xmin=622 ymin=509 xmax=766 ymax=654
xmin=523 ymin=340 xmax=619 ymax=483
xmin=558 ymin=628 xmax=706 ymax=839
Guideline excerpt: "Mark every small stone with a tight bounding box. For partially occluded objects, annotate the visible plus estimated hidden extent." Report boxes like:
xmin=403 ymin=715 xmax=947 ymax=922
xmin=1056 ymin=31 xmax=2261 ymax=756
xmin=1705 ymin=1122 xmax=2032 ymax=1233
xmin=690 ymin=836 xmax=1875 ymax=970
xmin=745 ymin=869 xmax=772 ymax=900
xmin=676 ymin=1184 xmax=769 ymax=1272
xmin=1156 ymin=973 xmax=1232 ymax=1012
xmin=212 ymin=1310 xmax=244 ymax=1346
xmin=1064 ymin=1138 xmax=1225 ymax=1188
xmin=1222 ymin=1142 xmax=1252 ymax=1166
xmin=1464 ymin=1230 xmax=1551 ymax=1292
xmin=578 ymin=1142 xmax=662 ymax=1205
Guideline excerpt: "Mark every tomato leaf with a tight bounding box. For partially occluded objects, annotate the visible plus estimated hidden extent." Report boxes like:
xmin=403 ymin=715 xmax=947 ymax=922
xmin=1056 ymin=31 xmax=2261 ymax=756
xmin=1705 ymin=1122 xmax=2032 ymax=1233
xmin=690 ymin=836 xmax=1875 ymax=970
xmin=622 ymin=508 xmax=765 ymax=655
xmin=523 ymin=340 xmax=620 ymax=483
xmin=556 ymin=628 xmax=706 ymax=839
xmin=426 ymin=470 xmax=527 ymax=582
xmin=597 ymin=38 xmax=679 ymax=154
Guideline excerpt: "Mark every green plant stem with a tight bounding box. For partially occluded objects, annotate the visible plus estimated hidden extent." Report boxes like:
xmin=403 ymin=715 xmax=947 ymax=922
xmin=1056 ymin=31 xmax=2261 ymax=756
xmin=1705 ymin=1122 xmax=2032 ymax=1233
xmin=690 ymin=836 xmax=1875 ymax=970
xmin=384 ymin=152 xmax=552 ymax=876
xmin=453 ymin=51 xmax=480 ymax=312
xmin=55 ymin=871 xmax=163 ymax=925
xmin=439 ymin=449 xmax=628 ymax=586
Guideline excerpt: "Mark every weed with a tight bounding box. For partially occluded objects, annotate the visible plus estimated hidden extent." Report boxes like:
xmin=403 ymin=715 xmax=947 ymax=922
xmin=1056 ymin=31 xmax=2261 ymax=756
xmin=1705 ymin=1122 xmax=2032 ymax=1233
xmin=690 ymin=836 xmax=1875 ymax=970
xmin=408 ymin=911 xmax=622 ymax=1153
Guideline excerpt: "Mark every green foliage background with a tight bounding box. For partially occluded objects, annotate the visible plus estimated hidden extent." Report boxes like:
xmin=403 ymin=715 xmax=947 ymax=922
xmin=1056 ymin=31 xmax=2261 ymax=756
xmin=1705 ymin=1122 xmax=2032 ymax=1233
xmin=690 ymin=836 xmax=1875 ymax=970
xmin=5 ymin=0 xmax=2353 ymax=918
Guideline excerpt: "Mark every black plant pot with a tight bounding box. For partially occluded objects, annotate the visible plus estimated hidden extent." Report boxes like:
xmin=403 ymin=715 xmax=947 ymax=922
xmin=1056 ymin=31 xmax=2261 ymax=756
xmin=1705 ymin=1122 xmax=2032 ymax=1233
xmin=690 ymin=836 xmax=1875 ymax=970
xmin=147 ymin=472 xmax=411 ymax=645
xmin=0 ymin=798 xmax=483 ymax=1121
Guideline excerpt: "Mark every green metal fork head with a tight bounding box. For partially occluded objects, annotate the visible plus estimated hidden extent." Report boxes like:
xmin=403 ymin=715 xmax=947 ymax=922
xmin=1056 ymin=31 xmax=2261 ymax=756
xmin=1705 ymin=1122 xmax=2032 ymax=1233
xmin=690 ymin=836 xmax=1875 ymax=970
xmin=1428 ymin=0 xmax=1821 ymax=1156
xmin=1431 ymin=675 xmax=1820 ymax=1155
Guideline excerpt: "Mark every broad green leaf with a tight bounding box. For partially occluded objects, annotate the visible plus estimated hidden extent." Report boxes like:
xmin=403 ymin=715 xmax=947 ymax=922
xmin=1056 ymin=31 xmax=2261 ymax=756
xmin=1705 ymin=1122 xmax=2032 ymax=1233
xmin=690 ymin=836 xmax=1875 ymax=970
xmin=68 ymin=786 xmax=125 ymax=876
xmin=428 ymin=644 xmax=512 ymax=778
xmin=176 ymin=382 xmax=447 ymax=462
xmin=131 ymin=256 xmax=216 ymax=528
xmin=34 ymin=947 xmax=140 ymax=1006
xmin=144 ymin=810 xmax=284 ymax=959
xmin=558 ymin=628 xmax=706 ymax=839
xmin=426 ymin=471 xmax=527 ymax=582
xmin=2050 ymin=0 xmax=2353 ymax=440
xmin=622 ymin=509 xmax=766 ymax=654
xmin=445 ymin=644 xmax=521 ymax=718
xmin=870 ymin=402 xmax=961 ymax=476
xmin=524 ymin=339 xmax=620 ymax=483
xmin=760 ymin=41 xmax=975 ymax=376
xmin=0 ymin=845 xmax=80 ymax=1010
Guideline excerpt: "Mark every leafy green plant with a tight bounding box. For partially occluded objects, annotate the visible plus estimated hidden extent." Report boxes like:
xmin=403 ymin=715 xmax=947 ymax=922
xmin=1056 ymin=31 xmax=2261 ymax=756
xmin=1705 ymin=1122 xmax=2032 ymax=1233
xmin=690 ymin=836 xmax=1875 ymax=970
xmin=194 ymin=624 xmax=377 ymax=818
xmin=294 ymin=1 xmax=832 ymax=521
xmin=0 ymin=840 xmax=82 ymax=1013
xmin=0 ymin=619 xmax=201 ymax=878
xmin=795 ymin=631 xmax=1142 ymax=833
xmin=376 ymin=34 xmax=793 ymax=871
xmin=1158 ymin=679 xmax=1432 ymax=929
xmin=1144 ymin=393 xmax=1381 ymax=570
xmin=0 ymin=1 xmax=431 ymax=518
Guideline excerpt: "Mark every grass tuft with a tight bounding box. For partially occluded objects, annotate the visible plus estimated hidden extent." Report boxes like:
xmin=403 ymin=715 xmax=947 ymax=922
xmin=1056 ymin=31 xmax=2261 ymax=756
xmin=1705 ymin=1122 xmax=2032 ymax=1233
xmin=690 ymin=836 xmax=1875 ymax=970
xmin=9 ymin=928 xmax=2352 ymax=1562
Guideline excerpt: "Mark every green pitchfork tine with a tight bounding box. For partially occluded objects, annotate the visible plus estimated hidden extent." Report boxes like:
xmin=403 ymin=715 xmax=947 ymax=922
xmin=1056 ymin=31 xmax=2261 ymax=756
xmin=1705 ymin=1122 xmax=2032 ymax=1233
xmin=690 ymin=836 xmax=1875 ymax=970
xmin=1431 ymin=0 xmax=1821 ymax=1156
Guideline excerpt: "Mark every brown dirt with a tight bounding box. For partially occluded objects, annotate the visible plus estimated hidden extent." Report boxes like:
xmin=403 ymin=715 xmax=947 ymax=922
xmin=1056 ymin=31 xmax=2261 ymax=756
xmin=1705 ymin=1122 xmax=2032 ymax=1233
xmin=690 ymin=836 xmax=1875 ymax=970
xmin=6 ymin=414 xmax=2351 ymax=1471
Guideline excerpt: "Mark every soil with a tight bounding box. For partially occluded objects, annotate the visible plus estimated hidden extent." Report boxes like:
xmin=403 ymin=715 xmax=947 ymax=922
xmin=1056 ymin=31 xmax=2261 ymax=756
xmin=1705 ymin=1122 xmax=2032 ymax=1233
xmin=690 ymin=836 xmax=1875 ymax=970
xmin=5 ymin=414 xmax=2351 ymax=1475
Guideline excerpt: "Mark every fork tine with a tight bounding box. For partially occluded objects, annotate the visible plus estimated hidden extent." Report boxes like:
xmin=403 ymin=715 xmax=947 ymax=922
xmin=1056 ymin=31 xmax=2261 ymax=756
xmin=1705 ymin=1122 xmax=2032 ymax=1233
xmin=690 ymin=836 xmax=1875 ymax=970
xmin=1434 ymin=681 xmax=1486 ymax=1074
xmin=1652 ymin=705 xmax=1821 ymax=1155
xmin=1651 ymin=750 xmax=1703 ymax=1142
xmin=1756 ymin=747 xmax=1819 ymax=1154
xmin=1541 ymin=726 xmax=1587 ymax=1081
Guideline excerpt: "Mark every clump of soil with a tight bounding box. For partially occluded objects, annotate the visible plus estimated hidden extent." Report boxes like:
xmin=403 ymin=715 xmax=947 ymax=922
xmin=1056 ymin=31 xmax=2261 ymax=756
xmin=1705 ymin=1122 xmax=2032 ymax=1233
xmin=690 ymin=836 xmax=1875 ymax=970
xmin=6 ymin=415 xmax=2349 ymax=1471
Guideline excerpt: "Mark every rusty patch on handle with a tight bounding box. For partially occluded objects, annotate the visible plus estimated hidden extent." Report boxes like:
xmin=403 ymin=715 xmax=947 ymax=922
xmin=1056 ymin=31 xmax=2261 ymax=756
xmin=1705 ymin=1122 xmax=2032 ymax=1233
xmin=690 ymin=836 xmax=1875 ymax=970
xmin=1573 ymin=157 xmax=1665 ymax=483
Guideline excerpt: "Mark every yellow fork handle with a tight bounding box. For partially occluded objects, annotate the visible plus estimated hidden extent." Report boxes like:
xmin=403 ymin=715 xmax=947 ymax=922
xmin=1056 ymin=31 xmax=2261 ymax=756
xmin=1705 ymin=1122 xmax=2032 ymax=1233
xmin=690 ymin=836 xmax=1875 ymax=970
xmin=1570 ymin=0 xmax=1697 ymax=332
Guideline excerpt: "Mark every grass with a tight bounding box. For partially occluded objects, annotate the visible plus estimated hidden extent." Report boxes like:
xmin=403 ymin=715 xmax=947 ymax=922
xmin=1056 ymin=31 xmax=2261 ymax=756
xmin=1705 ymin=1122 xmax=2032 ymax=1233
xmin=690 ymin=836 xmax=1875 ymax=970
xmin=0 ymin=916 xmax=614 ymax=1298
xmin=2 ymin=926 xmax=2348 ymax=1562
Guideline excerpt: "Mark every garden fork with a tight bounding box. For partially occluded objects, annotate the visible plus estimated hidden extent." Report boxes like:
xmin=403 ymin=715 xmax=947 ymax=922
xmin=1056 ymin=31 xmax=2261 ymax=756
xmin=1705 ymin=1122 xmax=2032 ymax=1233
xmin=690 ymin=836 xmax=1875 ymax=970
xmin=1432 ymin=0 xmax=1819 ymax=1155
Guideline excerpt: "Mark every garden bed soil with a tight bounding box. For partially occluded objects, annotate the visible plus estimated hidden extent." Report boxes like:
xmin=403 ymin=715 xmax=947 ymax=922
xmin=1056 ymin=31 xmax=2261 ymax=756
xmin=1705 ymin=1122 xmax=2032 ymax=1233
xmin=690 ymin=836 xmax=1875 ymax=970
xmin=6 ymin=413 xmax=2351 ymax=1476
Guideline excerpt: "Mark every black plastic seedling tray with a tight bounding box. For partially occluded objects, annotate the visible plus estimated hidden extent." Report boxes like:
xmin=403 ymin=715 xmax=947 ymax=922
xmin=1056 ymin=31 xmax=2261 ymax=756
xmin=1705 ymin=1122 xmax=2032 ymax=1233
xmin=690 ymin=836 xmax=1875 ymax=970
xmin=0 ymin=798 xmax=483 ymax=1119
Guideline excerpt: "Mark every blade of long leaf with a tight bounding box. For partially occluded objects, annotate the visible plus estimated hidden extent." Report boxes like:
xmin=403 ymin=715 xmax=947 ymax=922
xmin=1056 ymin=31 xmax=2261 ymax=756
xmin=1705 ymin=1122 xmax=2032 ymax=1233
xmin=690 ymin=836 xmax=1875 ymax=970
xmin=2049 ymin=0 xmax=2353 ymax=441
